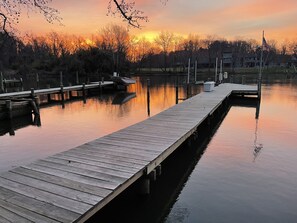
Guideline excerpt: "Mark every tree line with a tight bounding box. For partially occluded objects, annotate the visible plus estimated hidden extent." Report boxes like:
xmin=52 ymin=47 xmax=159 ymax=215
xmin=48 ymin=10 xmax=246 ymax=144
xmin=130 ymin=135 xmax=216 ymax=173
xmin=1 ymin=24 xmax=297 ymax=81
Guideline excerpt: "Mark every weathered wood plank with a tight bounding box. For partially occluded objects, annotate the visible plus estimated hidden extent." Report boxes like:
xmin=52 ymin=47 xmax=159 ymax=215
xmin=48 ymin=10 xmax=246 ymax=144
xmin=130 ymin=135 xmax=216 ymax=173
xmin=0 ymin=206 xmax=32 ymax=223
xmin=33 ymin=159 xmax=129 ymax=185
xmin=11 ymin=167 xmax=110 ymax=198
xmin=0 ymin=199 xmax=59 ymax=223
xmin=62 ymin=149 xmax=148 ymax=167
xmin=0 ymin=215 xmax=11 ymax=223
xmin=50 ymin=153 xmax=141 ymax=174
xmin=0 ymin=171 xmax=101 ymax=205
xmin=85 ymin=141 xmax=160 ymax=156
xmin=0 ymin=186 xmax=80 ymax=222
xmin=64 ymin=149 xmax=149 ymax=165
xmin=72 ymin=145 xmax=156 ymax=162
xmin=0 ymin=177 xmax=92 ymax=215
xmin=24 ymin=162 xmax=119 ymax=190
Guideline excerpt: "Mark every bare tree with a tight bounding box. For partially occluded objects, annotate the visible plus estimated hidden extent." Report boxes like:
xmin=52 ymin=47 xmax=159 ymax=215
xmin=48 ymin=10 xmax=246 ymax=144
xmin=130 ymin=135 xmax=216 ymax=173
xmin=0 ymin=0 xmax=61 ymax=35
xmin=155 ymin=31 xmax=174 ymax=72
xmin=100 ymin=24 xmax=130 ymax=73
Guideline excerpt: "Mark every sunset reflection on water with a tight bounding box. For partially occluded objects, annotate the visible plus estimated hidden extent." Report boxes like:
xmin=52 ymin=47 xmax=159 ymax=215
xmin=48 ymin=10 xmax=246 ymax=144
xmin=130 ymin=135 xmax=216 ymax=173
xmin=0 ymin=76 xmax=202 ymax=172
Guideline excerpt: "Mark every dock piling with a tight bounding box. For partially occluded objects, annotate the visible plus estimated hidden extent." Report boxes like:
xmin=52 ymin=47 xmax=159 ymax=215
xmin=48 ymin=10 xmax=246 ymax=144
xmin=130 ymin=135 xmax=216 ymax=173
xmin=147 ymin=79 xmax=150 ymax=116
xmin=149 ymin=170 xmax=157 ymax=182
xmin=82 ymin=83 xmax=86 ymax=103
xmin=36 ymin=73 xmax=39 ymax=89
xmin=60 ymin=85 xmax=65 ymax=108
xmin=60 ymin=71 xmax=63 ymax=86
xmin=1 ymin=72 xmax=4 ymax=93
xmin=5 ymin=100 xmax=12 ymax=119
xmin=156 ymin=165 xmax=162 ymax=176
xmin=140 ymin=178 xmax=150 ymax=195
xmin=30 ymin=88 xmax=35 ymax=98
xmin=175 ymin=84 xmax=179 ymax=104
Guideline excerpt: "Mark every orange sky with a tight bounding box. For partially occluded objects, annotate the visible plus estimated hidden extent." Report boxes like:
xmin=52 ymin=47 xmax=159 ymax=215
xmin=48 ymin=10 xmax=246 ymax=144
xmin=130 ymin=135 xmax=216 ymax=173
xmin=15 ymin=0 xmax=297 ymax=43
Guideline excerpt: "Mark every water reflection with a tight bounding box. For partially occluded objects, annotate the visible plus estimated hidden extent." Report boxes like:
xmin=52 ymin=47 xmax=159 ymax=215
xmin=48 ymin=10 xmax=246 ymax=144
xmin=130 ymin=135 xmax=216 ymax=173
xmin=0 ymin=76 xmax=202 ymax=172
xmin=164 ymin=82 xmax=297 ymax=223
xmin=0 ymin=114 xmax=40 ymax=136
xmin=112 ymin=92 xmax=136 ymax=105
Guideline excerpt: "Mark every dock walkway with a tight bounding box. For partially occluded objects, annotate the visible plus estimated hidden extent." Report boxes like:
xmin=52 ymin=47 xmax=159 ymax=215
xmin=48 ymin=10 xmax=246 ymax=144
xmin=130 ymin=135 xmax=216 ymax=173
xmin=0 ymin=83 xmax=257 ymax=223
xmin=0 ymin=82 xmax=114 ymax=99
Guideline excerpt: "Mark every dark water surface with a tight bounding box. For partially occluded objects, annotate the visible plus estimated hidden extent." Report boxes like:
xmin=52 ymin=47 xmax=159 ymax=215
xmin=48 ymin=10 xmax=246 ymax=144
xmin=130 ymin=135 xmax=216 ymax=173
xmin=1 ymin=75 xmax=297 ymax=223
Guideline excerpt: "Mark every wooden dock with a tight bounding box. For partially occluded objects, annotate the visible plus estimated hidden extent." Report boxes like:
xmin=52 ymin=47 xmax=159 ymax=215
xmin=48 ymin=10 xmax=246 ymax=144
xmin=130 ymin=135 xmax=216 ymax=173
xmin=0 ymin=82 xmax=114 ymax=99
xmin=0 ymin=83 xmax=257 ymax=223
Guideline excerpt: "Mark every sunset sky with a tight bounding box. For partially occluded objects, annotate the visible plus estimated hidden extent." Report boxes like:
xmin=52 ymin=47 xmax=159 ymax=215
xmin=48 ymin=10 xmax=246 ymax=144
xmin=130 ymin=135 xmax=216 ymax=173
xmin=16 ymin=0 xmax=297 ymax=43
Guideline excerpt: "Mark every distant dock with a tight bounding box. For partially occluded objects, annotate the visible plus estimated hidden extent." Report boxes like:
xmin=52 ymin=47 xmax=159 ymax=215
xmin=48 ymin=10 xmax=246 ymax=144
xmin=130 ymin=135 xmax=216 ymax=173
xmin=0 ymin=82 xmax=115 ymax=121
xmin=0 ymin=83 xmax=257 ymax=223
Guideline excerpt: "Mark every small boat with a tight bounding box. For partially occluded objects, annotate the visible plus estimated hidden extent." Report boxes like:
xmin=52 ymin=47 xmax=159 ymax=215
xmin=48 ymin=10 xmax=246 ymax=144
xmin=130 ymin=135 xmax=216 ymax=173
xmin=110 ymin=72 xmax=136 ymax=86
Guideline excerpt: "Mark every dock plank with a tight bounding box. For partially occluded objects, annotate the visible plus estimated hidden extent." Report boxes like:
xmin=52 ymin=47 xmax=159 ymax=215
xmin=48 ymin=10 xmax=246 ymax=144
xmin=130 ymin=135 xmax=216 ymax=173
xmin=0 ymin=187 xmax=80 ymax=222
xmin=0 ymin=177 xmax=92 ymax=215
xmin=0 ymin=199 xmax=58 ymax=223
xmin=0 ymin=172 xmax=101 ymax=205
xmin=11 ymin=167 xmax=110 ymax=198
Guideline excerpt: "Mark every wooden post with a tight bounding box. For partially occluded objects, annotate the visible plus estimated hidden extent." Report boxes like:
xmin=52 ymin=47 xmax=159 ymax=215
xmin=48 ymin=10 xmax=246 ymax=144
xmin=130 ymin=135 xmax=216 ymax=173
xmin=76 ymin=71 xmax=79 ymax=85
xmin=187 ymin=58 xmax=190 ymax=84
xmin=99 ymin=81 xmax=102 ymax=95
xmin=147 ymin=79 xmax=150 ymax=116
xmin=60 ymin=71 xmax=63 ymax=86
xmin=186 ymin=84 xmax=191 ymax=99
xmin=82 ymin=83 xmax=86 ymax=103
xmin=60 ymin=85 xmax=64 ymax=101
xmin=156 ymin=165 xmax=162 ymax=176
xmin=139 ymin=178 xmax=150 ymax=195
xmin=47 ymin=94 xmax=51 ymax=103
xmin=149 ymin=170 xmax=157 ymax=182
xmin=20 ymin=78 xmax=24 ymax=91
xmin=30 ymin=88 xmax=35 ymax=99
xmin=175 ymin=84 xmax=179 ymax=104
xmin=30 ymin=98 xmax=40 ymax=116
xmin=0 ymin=72 xmax=4 ymax=93
xmin=242 ymin=75 xmax=245 ymax=84
xmin=215 ymin=57 xmax=218 ymax=83
xmin=6 ymin=100 xmax=12 ymax=119
xmin=36 ymin=73 xmax=39 ymax=89
xmin=69 ymin=90 xmax=73 ymax=99
xmin=60 ymin=85 xmax=65 ymax=108
xmin=194 ymin=60 xmax=197 ymax=83
xmin=101 ymin=77 xmax=104 ymax=84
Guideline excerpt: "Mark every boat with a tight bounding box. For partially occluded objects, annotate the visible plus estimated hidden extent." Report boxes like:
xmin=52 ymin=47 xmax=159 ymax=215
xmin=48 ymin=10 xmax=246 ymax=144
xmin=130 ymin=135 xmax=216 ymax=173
xmin=110 ymin=72 xmax=136 ymax=86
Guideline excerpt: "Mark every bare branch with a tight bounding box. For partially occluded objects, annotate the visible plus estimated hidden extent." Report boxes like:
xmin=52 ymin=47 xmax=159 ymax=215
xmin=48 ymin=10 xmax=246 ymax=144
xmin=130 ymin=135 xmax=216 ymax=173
xmin=0 ymin=12 xmax=8 ymax=35
xmin=0 ymin=0 xmax=62 ymax=35
xmin=108 ymin=0 xmax=149 ymax=28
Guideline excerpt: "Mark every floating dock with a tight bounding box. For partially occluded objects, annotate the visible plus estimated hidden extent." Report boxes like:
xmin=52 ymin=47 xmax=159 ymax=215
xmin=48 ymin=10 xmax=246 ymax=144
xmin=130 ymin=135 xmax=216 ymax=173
xmin=0 ymin=83 xmax=257 ymax=223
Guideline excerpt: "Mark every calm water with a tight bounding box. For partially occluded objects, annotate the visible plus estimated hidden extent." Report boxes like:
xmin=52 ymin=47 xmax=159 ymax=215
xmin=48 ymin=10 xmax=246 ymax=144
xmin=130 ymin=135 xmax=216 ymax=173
xmin=0 ymin=75 xmax=297 ymax=222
